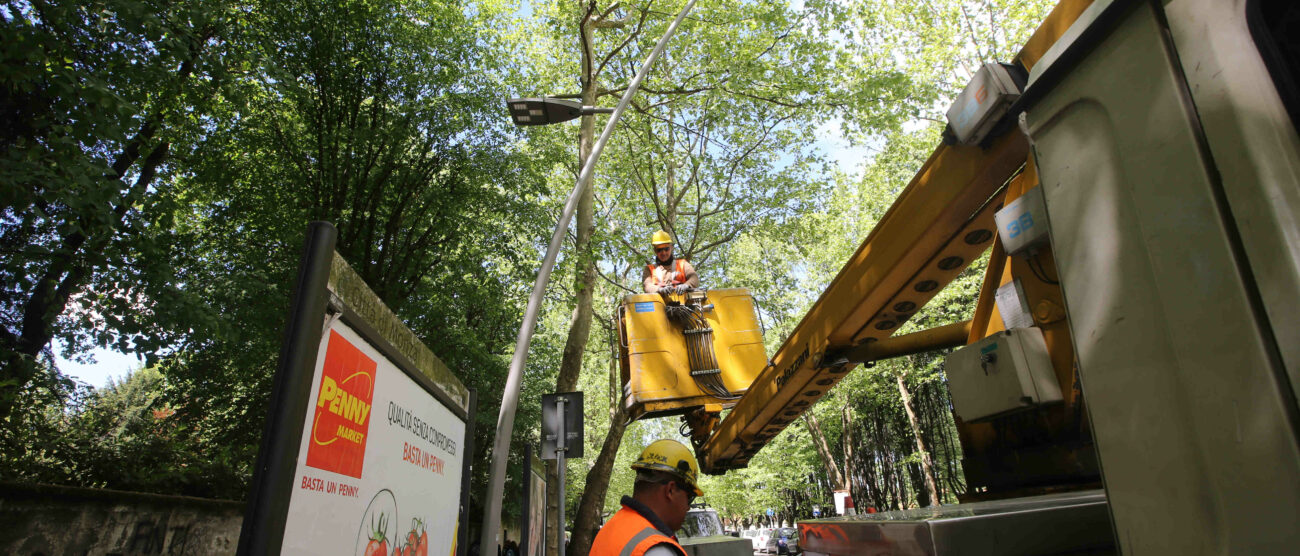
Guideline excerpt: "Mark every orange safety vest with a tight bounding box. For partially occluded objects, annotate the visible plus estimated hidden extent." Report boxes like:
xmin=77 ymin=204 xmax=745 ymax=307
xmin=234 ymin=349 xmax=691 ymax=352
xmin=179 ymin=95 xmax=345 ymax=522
xmin=646 ymin=259 xmax=688 ymax=287
xmin=590 ymin=505 xmax=686 ymax=556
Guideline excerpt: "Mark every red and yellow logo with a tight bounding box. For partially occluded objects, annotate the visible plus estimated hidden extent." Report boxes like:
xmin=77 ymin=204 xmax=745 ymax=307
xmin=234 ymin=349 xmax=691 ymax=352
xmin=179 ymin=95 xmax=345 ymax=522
xmin=306 ymin=330 xmax=376 ymax=478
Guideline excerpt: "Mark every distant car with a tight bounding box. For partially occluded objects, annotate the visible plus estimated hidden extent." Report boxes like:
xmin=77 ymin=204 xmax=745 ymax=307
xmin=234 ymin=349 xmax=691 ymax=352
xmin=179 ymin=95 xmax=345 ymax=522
xmin=677 ymin=508 xmax=726 ymax=539
xmin=764 ymin=527 xmax=799 ymax=554
xmin=738 ymin=527 xmax=764 ymax=548
xmin=763 ymin=534 xmax=787 ymax=555
xmin=675 ymin=510 xmax=753 ymax=554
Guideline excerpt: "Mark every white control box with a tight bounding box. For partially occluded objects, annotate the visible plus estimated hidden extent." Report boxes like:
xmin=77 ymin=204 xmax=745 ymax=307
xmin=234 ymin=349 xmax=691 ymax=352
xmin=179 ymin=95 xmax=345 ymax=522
xmin=944 ymin=327 xmax=1062 ymax=422
xmin=946 ymin=63 xmax=1024 ymax=145
xmin=995 ymin=185 xmax=1050 ymax=256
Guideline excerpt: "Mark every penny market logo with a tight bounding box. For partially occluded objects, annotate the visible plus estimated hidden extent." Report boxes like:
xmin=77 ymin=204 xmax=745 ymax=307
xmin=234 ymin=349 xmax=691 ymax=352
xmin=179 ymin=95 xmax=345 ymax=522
xmin=306 ymin=330 xmax=376 ymax=479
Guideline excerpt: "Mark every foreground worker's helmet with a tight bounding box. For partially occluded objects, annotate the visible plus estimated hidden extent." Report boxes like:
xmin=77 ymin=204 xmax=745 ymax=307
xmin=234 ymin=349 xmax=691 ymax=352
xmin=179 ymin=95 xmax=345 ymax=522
xmin=632 ymin=439 xmax=703 ymax=496
xmin=650 ymin=230 xmax=673 ymax=247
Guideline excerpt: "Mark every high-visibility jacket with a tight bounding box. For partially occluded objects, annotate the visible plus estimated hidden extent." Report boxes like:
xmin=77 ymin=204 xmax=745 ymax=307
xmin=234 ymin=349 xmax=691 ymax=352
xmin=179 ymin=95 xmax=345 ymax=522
xmin=590 ymin=501 xmax=686 ymax=556
xmin=644 ymin=258 xmax=701 ymax=294
xmin=646 ymin=259 xmax=689 ymax=286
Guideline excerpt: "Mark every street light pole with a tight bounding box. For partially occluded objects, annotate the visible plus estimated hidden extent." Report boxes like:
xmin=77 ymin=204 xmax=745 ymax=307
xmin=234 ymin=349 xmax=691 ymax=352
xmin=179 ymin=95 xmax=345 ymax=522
xmin=477 ymin=1 xmax=698 ymax=553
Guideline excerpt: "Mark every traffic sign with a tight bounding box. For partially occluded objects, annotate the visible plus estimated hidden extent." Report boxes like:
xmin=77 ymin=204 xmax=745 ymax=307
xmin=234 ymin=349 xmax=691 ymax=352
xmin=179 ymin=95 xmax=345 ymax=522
xmin=541 ymin=392 xmax=584 ymax=459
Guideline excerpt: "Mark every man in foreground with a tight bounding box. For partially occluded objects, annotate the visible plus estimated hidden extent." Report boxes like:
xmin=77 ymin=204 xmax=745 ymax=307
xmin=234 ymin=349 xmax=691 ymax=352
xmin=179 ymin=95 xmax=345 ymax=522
xmin=591 ymin=439 xmax=704 ymax=556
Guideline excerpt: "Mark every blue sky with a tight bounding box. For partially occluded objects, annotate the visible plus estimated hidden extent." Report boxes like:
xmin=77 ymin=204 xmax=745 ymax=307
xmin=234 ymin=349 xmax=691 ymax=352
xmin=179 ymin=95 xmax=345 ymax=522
xmin=55 ymin=343 xmax=143 ymax=389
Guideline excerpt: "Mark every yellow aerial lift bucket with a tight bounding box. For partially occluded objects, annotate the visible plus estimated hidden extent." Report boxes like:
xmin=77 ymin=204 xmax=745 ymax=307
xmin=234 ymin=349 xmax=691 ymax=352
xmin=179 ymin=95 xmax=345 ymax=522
xmin=614 ymin=288 xmax=767 ymax=422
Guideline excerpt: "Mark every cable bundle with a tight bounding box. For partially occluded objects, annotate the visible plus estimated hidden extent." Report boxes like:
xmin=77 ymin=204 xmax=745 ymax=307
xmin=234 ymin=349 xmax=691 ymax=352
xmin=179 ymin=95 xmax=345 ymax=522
xmin=663 ymin=293 xmax=739 ymax=400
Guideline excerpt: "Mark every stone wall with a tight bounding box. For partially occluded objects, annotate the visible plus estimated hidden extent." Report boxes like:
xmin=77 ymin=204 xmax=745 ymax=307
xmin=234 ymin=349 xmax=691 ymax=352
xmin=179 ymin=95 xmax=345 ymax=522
xmin=0 ymin=482 xmax=245 ymax=555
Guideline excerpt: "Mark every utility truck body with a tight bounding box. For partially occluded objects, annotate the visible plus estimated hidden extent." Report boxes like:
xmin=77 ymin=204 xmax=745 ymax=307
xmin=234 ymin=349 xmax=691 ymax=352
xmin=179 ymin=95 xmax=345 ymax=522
xmin=797 ymin=0 xmax=1300 ymax=553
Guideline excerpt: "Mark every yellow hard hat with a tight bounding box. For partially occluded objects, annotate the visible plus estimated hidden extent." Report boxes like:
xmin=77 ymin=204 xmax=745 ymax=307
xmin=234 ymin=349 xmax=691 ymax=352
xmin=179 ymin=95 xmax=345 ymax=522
xmin=631 ymin=439 xmax=702 ymax=496
xmin=650 ymin=230 xmax=673 ymax=247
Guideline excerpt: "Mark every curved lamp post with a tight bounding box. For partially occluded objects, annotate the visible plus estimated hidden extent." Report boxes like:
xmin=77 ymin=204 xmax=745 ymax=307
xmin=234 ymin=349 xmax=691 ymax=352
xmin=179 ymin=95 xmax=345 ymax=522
xmin=478 ymin=2 xmax=698 ymax=554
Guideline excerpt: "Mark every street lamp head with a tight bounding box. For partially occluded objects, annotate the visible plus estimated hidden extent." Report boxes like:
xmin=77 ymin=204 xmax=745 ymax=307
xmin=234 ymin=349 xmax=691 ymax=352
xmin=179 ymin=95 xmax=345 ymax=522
xmin=506 ymin=97 xmax=615 ymax=126
xmin=506 ymin=97 xmax=584 ymax=126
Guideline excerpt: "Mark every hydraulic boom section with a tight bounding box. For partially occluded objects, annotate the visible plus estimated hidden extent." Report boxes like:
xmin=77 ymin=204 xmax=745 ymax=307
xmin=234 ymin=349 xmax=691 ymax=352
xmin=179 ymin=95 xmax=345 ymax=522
xmin=692 ymin=0 xmax=1100 ymax=494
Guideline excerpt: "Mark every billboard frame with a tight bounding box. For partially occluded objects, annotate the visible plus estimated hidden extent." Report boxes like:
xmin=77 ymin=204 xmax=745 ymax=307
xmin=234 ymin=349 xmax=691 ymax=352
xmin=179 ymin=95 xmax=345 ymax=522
xmin=238 ymin=222 xmax=476 ymax=556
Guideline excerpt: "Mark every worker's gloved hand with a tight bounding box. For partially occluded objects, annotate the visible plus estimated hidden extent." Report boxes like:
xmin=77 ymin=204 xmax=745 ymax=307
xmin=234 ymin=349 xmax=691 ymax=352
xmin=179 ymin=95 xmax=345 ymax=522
xmin=656 ymin=285 xmax=674 ymax=294
xmin=674 ymin=284 xmax=690 ymax=294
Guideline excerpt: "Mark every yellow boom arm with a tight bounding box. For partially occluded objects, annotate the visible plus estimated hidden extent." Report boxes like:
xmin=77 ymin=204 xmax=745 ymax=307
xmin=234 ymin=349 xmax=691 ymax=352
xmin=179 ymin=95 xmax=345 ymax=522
xmin=696 ymin=0 xmax=1094 ymax=474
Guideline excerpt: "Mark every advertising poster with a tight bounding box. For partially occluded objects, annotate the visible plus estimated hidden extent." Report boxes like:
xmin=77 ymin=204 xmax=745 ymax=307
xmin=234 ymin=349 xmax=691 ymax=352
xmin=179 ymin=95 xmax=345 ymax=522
xmin=525 ymin=465 xmax=546 ymax=556
xmin=280 ymin=322 xmax=465 ymax=556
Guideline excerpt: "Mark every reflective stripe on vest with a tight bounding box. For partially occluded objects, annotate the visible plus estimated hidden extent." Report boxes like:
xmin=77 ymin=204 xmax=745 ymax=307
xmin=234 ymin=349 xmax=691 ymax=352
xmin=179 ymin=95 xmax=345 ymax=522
xmin=619 ymin=528 xmax=662 ymax=556
xmin=646 ymin=259 xmax=687 ymax=286
xmin=591 ymin=507 xmax=685 ymax=556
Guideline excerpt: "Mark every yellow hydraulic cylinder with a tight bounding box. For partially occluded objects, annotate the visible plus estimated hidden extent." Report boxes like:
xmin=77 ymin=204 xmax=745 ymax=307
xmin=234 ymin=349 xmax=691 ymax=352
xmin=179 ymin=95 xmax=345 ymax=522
xmin=616 ymin=288 xmax=767 ymax=421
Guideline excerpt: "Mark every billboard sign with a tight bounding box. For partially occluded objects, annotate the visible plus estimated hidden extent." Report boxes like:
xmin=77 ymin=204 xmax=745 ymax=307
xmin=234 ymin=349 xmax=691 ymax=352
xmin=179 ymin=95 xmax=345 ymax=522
xmin=521 ymin=446 xmax=547 ymax=556
xmin=238 ymin=223 xmax=474 ymax=556
xmin=281 ymin=323 xmax=465 ymax=555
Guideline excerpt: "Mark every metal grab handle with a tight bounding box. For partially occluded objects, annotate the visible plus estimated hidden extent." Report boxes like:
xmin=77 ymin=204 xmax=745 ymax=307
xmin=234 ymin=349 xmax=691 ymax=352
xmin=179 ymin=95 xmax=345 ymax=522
xmin=617 ymin=304 xmax=629 ymax=349
xmin=752 ymin=296 xmax=768 ymax=336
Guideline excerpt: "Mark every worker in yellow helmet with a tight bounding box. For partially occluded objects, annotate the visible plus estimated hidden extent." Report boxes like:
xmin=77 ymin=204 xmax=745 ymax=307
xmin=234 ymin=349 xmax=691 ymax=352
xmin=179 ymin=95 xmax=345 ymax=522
xmin=642 ymin=230 xmax=699 ymax=294
xmin=591 ymin=439 xmax=703 ymax=556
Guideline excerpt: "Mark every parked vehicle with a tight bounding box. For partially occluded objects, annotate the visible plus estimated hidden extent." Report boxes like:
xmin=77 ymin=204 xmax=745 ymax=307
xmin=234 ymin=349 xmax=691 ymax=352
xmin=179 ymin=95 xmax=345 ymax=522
xmin=675 ymin=508 xmax=753 ymax=555
xmin=752 ymin=528 xmax=774 ymax=553
xmin=767 ymin=527 xmax=799 ymax=554
xmin=677 ymin=508 xmax=725 ymax=539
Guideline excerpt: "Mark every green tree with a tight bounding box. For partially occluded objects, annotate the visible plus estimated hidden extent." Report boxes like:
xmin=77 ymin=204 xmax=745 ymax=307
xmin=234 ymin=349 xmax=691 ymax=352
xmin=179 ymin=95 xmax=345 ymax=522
xmin=514 ymin=0 xmax=891 ymax=550
xmin=161 ymin=0 xmax=551 ymax=501
xmin=0 ymin=365 xmax=91 ymax=485
xmin=1 ymin=0 xmax=247 ymax=413
xmin=0 ymin=365 xmax=237 ymax=497
xmin=2 ymin=0 xmax=559 ymax=503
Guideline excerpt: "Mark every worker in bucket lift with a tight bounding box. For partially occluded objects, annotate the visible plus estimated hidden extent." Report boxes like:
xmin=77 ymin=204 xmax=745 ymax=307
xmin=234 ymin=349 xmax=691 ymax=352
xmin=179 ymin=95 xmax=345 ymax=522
xmin=591 ymin=439 xmax=703 ymax=556
xmin=642 ymin=230 xmax=699 ymax=294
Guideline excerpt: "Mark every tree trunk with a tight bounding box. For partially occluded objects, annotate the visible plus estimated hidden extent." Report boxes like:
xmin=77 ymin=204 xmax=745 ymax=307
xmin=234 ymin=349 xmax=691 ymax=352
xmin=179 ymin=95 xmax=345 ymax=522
xmin=546 ymin=11 xmax=602 ymax=555
xmin=896 ymin=373 xmax=940 ymax=506
xmin=801 ymin=412 xmax=846 ymax=490
xmin=840 ymin=403 xmax=856 ymax=498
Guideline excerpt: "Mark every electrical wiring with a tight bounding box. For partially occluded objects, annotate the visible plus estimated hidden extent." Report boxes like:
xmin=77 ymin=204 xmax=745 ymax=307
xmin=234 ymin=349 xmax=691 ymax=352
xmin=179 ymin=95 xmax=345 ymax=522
xmin=663 ymin=292 xmax=740 ymax=400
